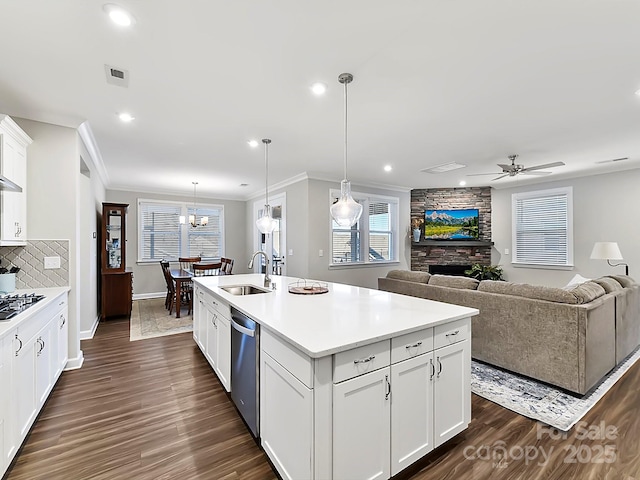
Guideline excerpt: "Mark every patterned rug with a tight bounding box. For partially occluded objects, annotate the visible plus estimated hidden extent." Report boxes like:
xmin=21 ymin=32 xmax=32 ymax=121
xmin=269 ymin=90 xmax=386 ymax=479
xmin=129 ymin=298 xmax=193 ymax=342
xmin=471 ymin=347 xmax=640 ymax=431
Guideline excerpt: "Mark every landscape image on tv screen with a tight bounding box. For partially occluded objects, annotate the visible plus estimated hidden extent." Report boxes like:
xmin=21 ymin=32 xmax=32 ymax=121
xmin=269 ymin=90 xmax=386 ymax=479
xmin=424 ymin=209 xmax=479 ymax=240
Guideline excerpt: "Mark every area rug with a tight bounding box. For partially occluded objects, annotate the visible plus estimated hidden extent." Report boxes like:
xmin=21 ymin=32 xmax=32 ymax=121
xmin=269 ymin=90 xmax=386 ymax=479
xmin=471 ymin=347 xmax=640 ymax=431
xmin=129 ymin=298 xmax=193 ymax=342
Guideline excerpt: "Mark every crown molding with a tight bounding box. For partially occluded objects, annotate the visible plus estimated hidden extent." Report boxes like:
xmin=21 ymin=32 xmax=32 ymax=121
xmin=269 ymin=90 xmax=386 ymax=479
xmin=0 ymin=114 xmax=33 ymax=145
xmin=77 ymin=121 xmax=110 ymax=187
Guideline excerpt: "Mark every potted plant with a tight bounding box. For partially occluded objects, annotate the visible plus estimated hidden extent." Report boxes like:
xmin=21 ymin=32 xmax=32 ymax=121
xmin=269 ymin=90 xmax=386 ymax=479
xmin=464 ymin=263 xmax=505 ymax=281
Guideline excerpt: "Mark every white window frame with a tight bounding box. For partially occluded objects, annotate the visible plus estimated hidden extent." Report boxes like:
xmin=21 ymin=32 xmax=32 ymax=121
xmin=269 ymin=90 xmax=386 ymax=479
xmin=511 ymin=186 xmax=573 ymax=269
xmin=329 ymin=189 xmax=399 ymax=267
xmin=137 ymin=198 xmax=225 ymax=263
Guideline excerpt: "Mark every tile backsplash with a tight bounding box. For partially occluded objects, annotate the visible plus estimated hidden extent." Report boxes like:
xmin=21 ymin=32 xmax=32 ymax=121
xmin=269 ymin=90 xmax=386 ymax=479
xmin=0 ymin=240 xmax=70 ymax=288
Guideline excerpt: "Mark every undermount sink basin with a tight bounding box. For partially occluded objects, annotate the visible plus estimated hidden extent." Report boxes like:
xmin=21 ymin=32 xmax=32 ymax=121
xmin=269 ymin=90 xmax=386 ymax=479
xmin=221 ymin=285 xmax=271 ymax=296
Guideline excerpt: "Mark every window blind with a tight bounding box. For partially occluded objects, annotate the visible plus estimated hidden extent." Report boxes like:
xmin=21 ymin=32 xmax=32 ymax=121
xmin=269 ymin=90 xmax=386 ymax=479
xmin=187 ymin=206 xmax=223 ymax=258
xmin=513 ymin=188 xmax=572 ymax=266
xmin=369 ymin=202 xmax=391 ymax=261
xmin=139 ymin=202 xmax=182 ymax=261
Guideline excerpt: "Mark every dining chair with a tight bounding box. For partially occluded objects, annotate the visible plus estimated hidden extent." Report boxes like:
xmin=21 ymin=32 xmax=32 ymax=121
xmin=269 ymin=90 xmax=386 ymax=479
xmin=179 ymin=256 xmax=201 ymax=272
xmin=193 ymin=262 xmax=222 ymax=276
xmin=160 ymin=260 xmax=172 ymax=310
xmin=221 ymin=257 xmax=234 ymax=275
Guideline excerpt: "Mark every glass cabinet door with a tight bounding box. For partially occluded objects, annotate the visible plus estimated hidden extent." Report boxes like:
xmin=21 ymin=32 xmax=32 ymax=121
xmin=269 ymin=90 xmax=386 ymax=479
xmin=103 ymin=204 xmax=127 ymax=272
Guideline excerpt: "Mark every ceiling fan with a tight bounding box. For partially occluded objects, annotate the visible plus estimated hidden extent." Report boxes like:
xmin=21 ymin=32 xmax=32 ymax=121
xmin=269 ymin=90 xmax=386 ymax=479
xmin=468 ymin=154 xmax=565 ymax=181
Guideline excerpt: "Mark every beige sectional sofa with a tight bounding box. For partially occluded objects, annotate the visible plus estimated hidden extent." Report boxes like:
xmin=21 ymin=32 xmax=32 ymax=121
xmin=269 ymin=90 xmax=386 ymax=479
xmin=378 ymin=270 xmax=640 ymax=395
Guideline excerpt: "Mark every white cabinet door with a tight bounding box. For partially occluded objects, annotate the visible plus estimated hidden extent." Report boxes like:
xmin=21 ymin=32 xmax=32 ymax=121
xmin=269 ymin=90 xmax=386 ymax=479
xmin=434 ymin=340 xmax=471 ymax=447
xmin=0 ymin=131 xmax=27 ymax=245
xmin=56 ymin=308 xmax=68 ymax=377
xmin=333 ymin=367 xmax=391 ymax=480
xmin=215 ymin=315 xmax=231 ymax=392
xmin=390 ymin=353 xmax=434 ymax=476
xmin=35 ymin=323 xmax=53 ymax=407
xmin=193 ymin=287 xmax=205 ymax=350
xmin=204 ymin=306 xmax=218 ymax=369
xmin=261 ymin=352 xmax=313 ymax=480
xmin=0 ymin=336 xmax=6 ymax=474
xmin=14 ymin=333 xmax=37 ymax=440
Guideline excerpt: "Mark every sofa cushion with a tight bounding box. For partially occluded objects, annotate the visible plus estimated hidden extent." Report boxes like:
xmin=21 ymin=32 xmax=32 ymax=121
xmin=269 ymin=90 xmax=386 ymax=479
xmin=564 ymin=273 xmax=592 ymax=289
xmin=569 ymin=281 xmax=606 ymax=304
xmin=592 ymin=277 xmax=624 ymax=293
xmin=607 ymin=275 xmax=638 ymax=288
xmin=478 ymin=280 xmax=579 ymax=304
xmin=386 ymin=270 xmax=431 ymax=284
xmin=429 ymin=275 xmax=480 ymax=290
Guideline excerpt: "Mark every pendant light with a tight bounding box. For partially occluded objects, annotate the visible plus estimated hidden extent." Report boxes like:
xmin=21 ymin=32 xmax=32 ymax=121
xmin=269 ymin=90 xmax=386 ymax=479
xmin=330 ymin=73 xmax=363 ymax=227
xmin=256 ymin=138 xmax=277 ymax=234
xmin=180 ymin=181 xmax=208 ymax=227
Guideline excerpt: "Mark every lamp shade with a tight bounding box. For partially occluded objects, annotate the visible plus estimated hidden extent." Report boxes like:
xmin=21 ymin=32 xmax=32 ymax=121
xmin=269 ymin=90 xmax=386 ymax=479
xmin=330 ymin=180 xmax=363 ymax=227
xmin=590 ymin=242 xmax=623 ymax=260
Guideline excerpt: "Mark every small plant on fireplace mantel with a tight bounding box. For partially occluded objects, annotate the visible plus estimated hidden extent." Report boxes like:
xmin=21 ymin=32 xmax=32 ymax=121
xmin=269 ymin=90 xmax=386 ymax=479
xmin=464 ymin=263 xmax=504 ymax=281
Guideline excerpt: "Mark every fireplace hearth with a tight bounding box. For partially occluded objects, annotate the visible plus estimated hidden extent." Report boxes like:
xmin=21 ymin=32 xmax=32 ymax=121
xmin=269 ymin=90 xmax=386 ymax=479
xmin=428 ymin=264 xmax=472 ymax=276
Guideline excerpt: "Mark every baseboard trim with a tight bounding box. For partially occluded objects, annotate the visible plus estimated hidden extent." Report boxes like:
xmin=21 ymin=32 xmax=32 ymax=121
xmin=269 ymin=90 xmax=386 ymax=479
xmin=80 ymin=315 xmax=100 ymax=340
xmin=133 ymin=292 xmax=165 ymax=301
xmin=65 ymin=351 xmax=85 ymax=370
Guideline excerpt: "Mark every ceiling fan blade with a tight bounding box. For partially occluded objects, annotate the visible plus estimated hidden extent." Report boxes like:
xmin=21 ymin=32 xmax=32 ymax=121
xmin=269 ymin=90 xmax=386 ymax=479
xmin=492 ymin=174 xmax=509 ymax=181
xmin=466 ymin=172 xmax=502 ymax=176
xmin=520 ymin=161 xmax=565 ymax=172
xmin=520 ymin=171 xmax=552 ymax=176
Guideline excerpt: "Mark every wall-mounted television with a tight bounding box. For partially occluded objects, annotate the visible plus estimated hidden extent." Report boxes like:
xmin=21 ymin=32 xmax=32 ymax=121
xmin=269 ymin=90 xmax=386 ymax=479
xmin=424 ymin=209 xmax=479 ymax=240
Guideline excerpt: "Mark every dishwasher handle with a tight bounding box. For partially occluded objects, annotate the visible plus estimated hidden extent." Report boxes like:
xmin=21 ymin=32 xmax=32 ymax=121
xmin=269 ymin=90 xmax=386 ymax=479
xmin=231 ymin=317 xmax=256 ymax=337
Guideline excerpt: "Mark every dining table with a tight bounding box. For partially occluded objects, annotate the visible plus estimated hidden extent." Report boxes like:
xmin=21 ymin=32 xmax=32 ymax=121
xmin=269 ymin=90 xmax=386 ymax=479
xmin=169 ymin=268 xmax=193 ymax=318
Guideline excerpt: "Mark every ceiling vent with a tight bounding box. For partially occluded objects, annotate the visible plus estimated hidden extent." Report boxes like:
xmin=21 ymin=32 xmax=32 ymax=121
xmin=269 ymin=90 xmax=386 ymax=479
xmin=421 ymin=162 xmax=467 ymax=174
xmin=104 ymin=64 xmax=129 ymax=87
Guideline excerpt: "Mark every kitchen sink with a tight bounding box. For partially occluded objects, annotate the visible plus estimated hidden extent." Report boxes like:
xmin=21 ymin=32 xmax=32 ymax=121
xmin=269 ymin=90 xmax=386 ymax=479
xmin=221 ymin=285 xmax=271 ymax=295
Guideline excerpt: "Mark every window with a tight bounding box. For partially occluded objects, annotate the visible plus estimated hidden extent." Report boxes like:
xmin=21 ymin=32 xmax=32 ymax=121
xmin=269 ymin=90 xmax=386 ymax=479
xmin=512 ymin=187 xmax=573 ymax=267
xmin=330 ymin=191 xmax=398 ymax=265
xmin=138 ymin=199 xmax=224 ymax=262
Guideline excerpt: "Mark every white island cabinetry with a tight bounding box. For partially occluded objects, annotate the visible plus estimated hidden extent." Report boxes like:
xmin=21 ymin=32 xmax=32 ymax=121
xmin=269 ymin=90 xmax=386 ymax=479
xmin=193 ymin=274 xmax=477 ymax=480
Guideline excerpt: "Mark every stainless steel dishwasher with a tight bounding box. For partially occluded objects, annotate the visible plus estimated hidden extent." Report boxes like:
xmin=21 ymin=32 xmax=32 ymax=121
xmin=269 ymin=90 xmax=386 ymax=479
xmin=230 ymin=308 xmax=260 ymax=438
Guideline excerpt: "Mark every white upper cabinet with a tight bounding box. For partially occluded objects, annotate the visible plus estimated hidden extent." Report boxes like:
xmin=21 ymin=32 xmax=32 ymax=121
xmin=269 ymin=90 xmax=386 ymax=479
xmin=0 ymin=115 xmax=31 ymax=246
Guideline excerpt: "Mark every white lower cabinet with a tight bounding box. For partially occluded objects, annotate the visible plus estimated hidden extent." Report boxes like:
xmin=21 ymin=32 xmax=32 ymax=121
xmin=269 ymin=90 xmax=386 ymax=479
xmin=333 ymin=367 xmax=391 ymax=480
xmin=260 ymin=318 xmax=471 ymax=480
xmin=261 ymin=352 xmax=313 ymax=480
xmin=390 ymin=353 xmax=434 ymax=476
xmin=1 ymin=291 xmax=69 ymax=479
xmin=193 ymin=287 xmax=231 ymax=392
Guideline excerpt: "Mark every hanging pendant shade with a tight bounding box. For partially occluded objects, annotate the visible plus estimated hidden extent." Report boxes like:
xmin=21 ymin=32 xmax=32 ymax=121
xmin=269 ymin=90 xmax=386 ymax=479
xmin=330 ymin=73 xmax=363 ymax=227
xmin=256 ymin=139 xmax=277 ymax=234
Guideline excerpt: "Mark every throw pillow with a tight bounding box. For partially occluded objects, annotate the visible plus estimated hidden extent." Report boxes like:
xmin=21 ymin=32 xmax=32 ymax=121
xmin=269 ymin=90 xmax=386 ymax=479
xmin=563 ymin=273 xmax=591 ymax=290
xmin=606 ymin=274 xmax=638 ymax=288
xmin=592 ymin=277 xmax=623 ymax=293
xmin=386 ymin=270 xmax=431 ymax=284
xmin=570 ymin=281 xmax=606 ymax=304
xmin=428 ymin=275 xmax=480 ymax=290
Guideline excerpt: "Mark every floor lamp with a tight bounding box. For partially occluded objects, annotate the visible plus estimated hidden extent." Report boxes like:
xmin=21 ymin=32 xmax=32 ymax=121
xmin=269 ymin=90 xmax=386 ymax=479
xmin=590 ymin=242 xmax=629 ymax=275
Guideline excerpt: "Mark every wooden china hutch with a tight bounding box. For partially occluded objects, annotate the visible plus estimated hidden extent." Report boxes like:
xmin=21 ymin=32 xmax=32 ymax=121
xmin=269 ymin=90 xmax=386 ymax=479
xmin=100 ymin=202 xmax=133 ymax=318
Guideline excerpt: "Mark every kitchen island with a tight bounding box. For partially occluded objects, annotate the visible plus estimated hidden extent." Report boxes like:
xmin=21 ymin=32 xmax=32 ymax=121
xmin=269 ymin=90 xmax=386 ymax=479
xmin=193 ymin=274 xmax=478 ymax=480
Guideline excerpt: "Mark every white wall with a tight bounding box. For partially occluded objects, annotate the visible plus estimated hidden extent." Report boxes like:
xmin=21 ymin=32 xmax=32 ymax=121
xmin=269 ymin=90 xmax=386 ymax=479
xmin=16 ymin=118 xmax=84 ymax=368
xmin=491 ymin=168 xmax=640 ymax=287
xmin=106 ymin=189 xmax=246 ymax=297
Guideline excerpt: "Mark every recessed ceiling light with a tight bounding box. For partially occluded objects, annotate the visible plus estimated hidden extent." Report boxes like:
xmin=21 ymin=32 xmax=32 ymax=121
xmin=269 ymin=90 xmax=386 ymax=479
xmin=118 ymin=112 xmax=135 ymax=122
xmin=311 ymin=82 xmax=327 ymax=95
xmin=635 ymin=89 xmax=640 ymax=96
xmin=103 ymin=4 xmax=135 ymax=27
xmin=459 ymin=180 xmax=467 ymax=186
xmin=384 ymin=165 xmax=392 ymax=172
xmin=248 ymin=140 xmax=259 ymax=148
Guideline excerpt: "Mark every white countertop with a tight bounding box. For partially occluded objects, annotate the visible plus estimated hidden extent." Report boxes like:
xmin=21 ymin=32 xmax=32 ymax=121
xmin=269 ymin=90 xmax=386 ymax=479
xmin=0 ymin=287 xmax=70 ymax=339
xmin=194 ymin=274 xmax=478 ymax=358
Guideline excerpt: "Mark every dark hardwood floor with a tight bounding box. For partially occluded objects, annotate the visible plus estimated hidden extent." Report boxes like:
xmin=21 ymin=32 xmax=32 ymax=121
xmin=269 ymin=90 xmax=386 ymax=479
xmin=6 ymin=317 xmax=640 ymax=480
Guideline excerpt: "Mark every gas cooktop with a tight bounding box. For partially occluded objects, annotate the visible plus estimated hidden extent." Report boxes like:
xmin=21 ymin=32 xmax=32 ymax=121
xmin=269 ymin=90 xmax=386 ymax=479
xmin=0 ymin=293 xmax=46 ymax=321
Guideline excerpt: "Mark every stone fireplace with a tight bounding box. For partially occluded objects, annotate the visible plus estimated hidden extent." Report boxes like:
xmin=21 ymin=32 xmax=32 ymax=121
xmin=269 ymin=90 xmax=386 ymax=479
xmin=411 ymin=187 xmax=493 ymax=272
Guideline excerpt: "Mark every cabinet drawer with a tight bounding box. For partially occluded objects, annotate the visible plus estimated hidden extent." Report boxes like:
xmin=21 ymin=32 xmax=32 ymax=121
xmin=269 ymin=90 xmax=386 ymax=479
xmin=262 ymin=329 xmax=313 ymax=388
xmin=205 ymin=293 xmax=231 ymax=319
xmin=333 ymin=340 xmax=390 ymax=384
xmin=391 ymin=328 xmax=433 ymax=364
xmin=434 ymin=318 xmax=470 ymax=350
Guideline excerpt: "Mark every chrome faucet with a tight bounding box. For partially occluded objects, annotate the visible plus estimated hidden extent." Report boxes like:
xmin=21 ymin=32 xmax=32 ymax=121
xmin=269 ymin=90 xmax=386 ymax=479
xmin=248 ymin=251 xmax=271 ymax=288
